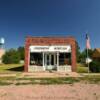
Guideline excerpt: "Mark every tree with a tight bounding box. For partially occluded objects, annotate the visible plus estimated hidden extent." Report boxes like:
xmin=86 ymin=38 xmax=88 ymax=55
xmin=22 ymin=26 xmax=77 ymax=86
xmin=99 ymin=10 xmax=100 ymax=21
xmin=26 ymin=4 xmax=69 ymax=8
xmin=79 ymin=49 xmax=93 ymax=63
xmin=2 ymin=49 xmax=20 ymax=64
xmin=17 ymin=46 xmax=25 ymax=60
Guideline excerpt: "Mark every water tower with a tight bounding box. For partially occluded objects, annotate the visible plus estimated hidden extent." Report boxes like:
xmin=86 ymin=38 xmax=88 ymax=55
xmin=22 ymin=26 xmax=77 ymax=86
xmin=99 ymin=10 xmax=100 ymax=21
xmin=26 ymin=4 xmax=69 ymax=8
xmin=0 ymin=38 xmax=5 ymax=64
xmin=0 ymin=37 xmax=5 ymax=49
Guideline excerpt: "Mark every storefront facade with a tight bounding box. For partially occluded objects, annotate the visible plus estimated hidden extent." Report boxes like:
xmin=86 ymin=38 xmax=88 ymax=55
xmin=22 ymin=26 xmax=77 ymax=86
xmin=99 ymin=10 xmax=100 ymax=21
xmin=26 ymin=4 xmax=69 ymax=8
xmin=25 ymin=36 xmax=77 ymax=72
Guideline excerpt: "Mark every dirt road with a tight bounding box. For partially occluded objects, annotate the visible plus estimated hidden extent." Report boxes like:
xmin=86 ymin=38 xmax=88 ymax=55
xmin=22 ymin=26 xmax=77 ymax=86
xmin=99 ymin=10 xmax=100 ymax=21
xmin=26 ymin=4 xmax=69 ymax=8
xmin=0 ymin=83 xmax=100 ymax=100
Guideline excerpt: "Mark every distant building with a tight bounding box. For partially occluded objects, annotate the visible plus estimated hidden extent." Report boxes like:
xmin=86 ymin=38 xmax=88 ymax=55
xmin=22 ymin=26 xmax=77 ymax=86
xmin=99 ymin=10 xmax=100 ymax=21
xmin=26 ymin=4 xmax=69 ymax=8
xmin=92 ymin=48 xmax=100 ymax=61
xmin=25 ymin=36 xmax=77 ymax=72
xmin=0 ymin=49 xmax=5 ymax=64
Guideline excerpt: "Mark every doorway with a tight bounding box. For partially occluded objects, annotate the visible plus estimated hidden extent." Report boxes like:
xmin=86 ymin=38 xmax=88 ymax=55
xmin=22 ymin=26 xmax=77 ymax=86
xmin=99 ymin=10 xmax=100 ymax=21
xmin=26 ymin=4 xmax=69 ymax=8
xmin=44 ymin=53 xmax=57 ymax=70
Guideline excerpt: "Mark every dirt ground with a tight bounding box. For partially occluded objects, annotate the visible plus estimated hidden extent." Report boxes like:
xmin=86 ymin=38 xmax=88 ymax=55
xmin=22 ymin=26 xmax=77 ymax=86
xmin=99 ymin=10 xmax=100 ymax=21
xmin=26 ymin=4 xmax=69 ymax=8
xmin=0 ymin=83 xmax=100 ymax=100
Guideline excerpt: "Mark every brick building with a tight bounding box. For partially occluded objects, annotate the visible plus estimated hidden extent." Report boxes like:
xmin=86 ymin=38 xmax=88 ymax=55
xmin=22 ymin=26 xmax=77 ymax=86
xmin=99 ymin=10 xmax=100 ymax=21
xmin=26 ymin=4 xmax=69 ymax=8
xmin=25 ymin=36 xmax=77 ymax=72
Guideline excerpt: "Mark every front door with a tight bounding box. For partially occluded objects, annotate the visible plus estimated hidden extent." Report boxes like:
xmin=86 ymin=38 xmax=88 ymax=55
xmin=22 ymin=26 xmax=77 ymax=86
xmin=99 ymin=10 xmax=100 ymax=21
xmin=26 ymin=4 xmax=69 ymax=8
xmin=45 ymin=53 xmax=57 ymax=70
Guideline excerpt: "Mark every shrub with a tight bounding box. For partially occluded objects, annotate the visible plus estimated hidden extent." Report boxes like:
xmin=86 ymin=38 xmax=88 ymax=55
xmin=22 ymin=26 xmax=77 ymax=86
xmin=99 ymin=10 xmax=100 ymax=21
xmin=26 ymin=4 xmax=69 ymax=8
xmin=2 ymin=49 xmax=20 ymax=64
xmin=89 ymin=61 xmax=100 ymax=73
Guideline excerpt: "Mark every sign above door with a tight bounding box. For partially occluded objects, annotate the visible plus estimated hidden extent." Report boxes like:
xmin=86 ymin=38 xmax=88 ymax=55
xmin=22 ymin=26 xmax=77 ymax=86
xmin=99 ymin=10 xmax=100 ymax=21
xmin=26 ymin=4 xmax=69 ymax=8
xmin=30 ymin=45 xmax=71 ymax=53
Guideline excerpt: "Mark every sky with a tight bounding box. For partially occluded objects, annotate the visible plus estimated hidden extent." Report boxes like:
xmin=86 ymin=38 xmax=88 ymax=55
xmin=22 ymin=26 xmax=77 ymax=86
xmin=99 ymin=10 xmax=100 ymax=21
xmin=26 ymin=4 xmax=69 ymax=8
xmin=0 ymin=0 xmax=100 ymax=50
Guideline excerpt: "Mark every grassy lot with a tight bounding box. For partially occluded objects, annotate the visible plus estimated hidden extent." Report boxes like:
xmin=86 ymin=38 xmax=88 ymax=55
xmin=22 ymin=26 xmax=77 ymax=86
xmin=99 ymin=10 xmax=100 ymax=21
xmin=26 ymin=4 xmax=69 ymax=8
xmin=0 ymin=63 xmax=99 ymax=85
xmin=0 ymin=63 xmax=88 ymax=73
xmin=77 ymin=63 xmax=88 ymax=73
xmin=0 ymin=77 xmax=79 ymax=85
xmin=0 ymin=64 xmax=24 ymax=73
xmin=0 ymin=75 xmax=100 ymax=85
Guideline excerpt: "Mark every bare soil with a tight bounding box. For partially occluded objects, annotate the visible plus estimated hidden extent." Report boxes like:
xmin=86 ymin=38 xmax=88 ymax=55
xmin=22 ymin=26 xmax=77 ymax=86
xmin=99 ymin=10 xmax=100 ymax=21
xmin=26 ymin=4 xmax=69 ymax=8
xmin=0 ymin=83 xmax=100 ymax=100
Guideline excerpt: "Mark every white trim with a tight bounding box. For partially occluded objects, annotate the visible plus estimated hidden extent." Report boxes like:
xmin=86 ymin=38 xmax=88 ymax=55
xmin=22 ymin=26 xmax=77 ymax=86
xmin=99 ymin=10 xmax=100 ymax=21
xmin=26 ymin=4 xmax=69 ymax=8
xmin=54 ymin=53 xmax=56 ymax=66
xmin=57 ymin=52 xmax=59 ymax=71
xmin=43 ymin=52 xmax=45 ymax=71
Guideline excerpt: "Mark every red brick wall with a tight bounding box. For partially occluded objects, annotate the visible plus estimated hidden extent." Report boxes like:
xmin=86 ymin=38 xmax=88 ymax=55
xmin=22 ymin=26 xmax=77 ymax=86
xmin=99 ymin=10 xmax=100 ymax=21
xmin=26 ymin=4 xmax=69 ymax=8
xmin=24 ymin=36 xmax=77 ymax=72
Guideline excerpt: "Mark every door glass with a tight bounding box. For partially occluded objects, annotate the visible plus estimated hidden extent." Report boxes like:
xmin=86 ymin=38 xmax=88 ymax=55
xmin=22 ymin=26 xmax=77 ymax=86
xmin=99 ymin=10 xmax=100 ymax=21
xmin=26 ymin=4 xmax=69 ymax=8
xmin=47 ymin=54 xmax=49 ymax=65
xmin=51 ymin=55 xmax=54 ymax=65
xmin=46 ymin=54 xmax=54 ymax=66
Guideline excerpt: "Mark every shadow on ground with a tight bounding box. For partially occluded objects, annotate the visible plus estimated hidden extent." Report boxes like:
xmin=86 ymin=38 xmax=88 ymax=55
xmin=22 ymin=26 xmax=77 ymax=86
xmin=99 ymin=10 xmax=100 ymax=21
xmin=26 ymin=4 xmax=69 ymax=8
xmin=8 ymin=66 xmax=24 ymax=72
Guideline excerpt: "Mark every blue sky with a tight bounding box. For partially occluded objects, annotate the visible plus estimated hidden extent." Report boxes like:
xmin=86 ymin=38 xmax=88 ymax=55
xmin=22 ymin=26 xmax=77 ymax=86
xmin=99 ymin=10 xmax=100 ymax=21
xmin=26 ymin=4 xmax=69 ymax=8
xmin=0 ymin=0 xmax=100 ymax=50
